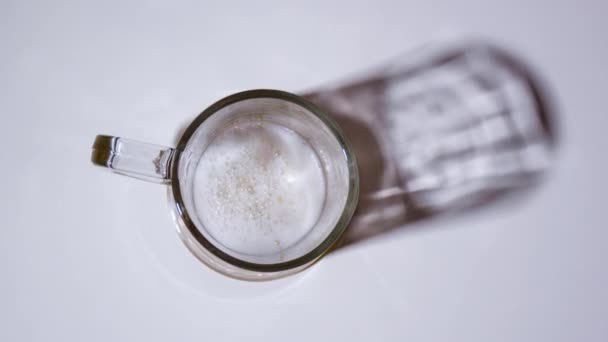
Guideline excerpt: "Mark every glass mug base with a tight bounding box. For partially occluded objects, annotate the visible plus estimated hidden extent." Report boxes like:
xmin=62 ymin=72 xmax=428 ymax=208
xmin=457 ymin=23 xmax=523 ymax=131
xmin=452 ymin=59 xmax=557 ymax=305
xmin=92 ymin=89 xmax=360 ymax=281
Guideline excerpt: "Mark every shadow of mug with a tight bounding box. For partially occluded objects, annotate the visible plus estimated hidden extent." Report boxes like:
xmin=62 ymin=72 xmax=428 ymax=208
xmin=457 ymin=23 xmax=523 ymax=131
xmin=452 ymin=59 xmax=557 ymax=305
xmin=303 ymin=37 xmax=558 ymax=249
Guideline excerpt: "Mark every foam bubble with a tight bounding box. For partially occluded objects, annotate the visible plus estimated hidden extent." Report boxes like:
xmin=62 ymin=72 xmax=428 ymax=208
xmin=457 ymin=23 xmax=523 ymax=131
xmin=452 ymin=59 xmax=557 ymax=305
xmin=193 ymin=120 xmax=326 ymax=257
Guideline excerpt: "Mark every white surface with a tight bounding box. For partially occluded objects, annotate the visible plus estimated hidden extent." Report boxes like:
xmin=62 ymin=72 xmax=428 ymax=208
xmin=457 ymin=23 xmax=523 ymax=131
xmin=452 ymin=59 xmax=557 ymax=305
xmin=1 ymin=1 xmax=607 ymax=341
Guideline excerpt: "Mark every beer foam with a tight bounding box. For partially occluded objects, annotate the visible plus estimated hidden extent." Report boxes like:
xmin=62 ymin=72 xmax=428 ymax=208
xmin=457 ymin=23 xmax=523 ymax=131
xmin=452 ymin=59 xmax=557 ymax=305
xmin=193 ymin=120 xmax=326 ymax=257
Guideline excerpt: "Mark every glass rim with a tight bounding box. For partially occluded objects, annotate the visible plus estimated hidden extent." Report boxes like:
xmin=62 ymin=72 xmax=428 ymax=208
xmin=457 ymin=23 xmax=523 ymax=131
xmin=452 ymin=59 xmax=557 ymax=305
xmin=170 ymin=89 xmax=360 ymax=273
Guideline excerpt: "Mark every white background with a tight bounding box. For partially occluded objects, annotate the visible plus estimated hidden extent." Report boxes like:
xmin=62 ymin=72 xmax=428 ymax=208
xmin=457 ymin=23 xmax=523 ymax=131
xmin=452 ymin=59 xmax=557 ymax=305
xmin=1 ymin=1 xmax=607 ymax=341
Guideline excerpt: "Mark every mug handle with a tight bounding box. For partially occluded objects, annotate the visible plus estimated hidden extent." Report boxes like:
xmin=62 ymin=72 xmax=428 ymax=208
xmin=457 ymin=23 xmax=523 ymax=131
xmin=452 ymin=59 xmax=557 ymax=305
xmin=91 ymin=135 xmax=175 ymax=184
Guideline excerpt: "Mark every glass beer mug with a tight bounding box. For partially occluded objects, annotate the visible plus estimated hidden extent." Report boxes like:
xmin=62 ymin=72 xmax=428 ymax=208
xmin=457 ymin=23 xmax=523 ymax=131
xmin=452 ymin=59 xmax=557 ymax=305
xmin=92 ymin=38 xmax=555 ymax=280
